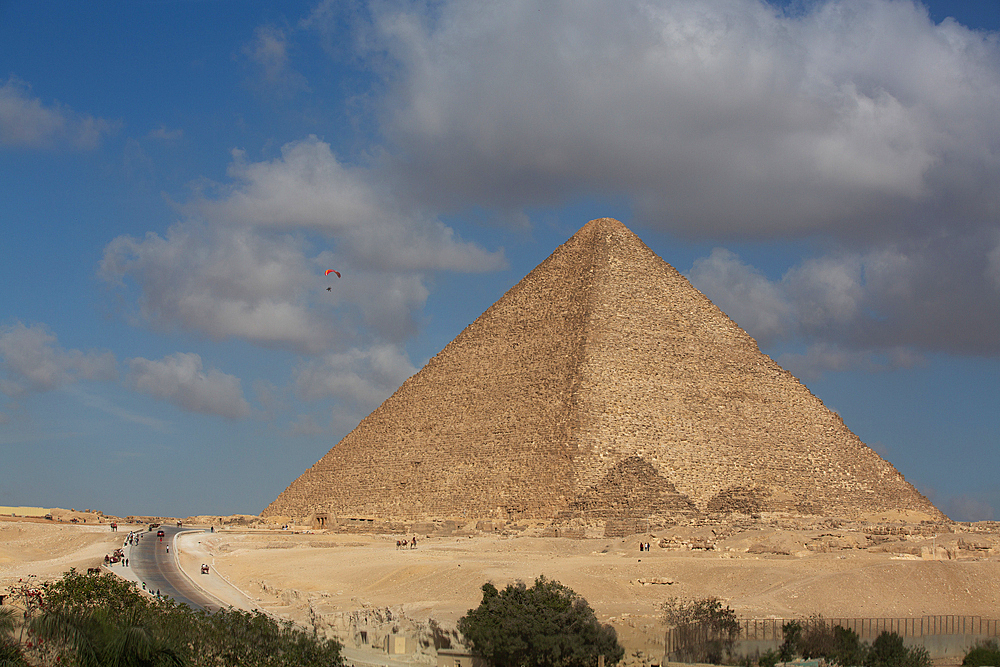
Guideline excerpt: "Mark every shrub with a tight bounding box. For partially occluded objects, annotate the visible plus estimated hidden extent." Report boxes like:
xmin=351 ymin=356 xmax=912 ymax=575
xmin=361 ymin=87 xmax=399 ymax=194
xmin=963 ymin=640 xmax=1000 ymax=667
xmin=458 ymin=576 xmax=624 ymax=667
xmin=779 ymin=621 xmax=801 ymax=662
xmin=757 ymin=648 xmax=780 ymax=667
xmin=27 ymin=569 xmax=344 ymax=667
xmin=865 ymin=631 xmax=930 ymax=667
xmin=662 ymin=597 xmax=740 ymax=664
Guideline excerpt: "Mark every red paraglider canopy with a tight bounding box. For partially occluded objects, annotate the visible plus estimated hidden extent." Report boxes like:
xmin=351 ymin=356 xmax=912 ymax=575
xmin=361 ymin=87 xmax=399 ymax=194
xmin=325 ymin=269 xmax=341 ymax=278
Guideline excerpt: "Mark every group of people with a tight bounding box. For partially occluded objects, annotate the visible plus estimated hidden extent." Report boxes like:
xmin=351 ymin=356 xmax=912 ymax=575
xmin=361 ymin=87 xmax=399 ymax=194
xmin=638 ymin=541 xmax=652 ymax=551
xmin=396 ymin=536 xmax=418 ymax=549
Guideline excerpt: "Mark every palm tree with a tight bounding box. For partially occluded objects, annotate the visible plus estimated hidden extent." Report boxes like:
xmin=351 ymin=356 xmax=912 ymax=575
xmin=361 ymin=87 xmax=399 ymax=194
xmin=31 ymin=606 xmax=184 ymax=667
xmin=0 ymin=606 xmax=29 ymax=667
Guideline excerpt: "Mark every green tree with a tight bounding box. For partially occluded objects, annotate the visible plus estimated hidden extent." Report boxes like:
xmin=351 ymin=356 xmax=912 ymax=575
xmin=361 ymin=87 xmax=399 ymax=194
xmin=31 ymin=607 xmax=183 ymax=667
xmin=662 ymin=597 xmax=740 ymax=664
xmin=788 ymin=617 xmax=865 ymax=666
xmin=778 ymin=621 xmax=801 ymax=662
xmin=28 ymin=569 xmax=344 ymax=667
xmin=0 ymin=607 xmax=30 ymax=667
xmin=865 ymin=631 xmax=930 ymax=667
xmin=458 ymin=577 xmax=624 ymax=667
xmin=40 ymin=568 xmax=150 ymax=616
xmin=963 ymin=640 xmax=1000 ymax=667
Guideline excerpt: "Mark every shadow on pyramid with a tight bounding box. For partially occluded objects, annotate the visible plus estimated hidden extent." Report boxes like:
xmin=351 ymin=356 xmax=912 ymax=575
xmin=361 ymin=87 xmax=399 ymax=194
xmin=264 ymin=218 xmax=943 ymax=525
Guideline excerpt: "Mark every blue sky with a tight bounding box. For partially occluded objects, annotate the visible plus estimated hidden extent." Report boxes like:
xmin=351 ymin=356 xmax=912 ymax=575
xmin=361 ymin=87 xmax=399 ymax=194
xmin=1 ymin=0 xmax=997 ymax=521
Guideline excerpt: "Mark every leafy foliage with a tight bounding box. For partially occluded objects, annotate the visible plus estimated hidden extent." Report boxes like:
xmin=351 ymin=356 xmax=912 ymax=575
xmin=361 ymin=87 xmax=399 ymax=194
xmin=777 ymin=621 xmax=930 ymax=667
xmin=0 ymin=607 xmax=30 ymax=667
xmin=32 ymin=607 xmax=183 ymax=667
xmin=963 ymin=640 xmax=1000 ymax=667
xmin=779 ymin=617 xmax=865 ymax=666
xmin=662 ymin=597 xmax=740 ymax=664
xmin=458 ymin=576 xmax=624 ymax=667
xmin=21 ymin=569 xmax=344 ymax=667
xmin=41 ymin=569 xmax=153 ymax=614
xmin=867 ymin=632 xmax=931 ymax=667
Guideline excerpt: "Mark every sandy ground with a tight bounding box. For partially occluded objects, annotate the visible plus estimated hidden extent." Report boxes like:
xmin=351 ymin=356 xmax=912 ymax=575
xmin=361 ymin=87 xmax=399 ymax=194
xmin=0 ymin=516 xmax=126 ymax=584
xmin=4 ymin=514 xmax=1000 ymax=665
xmin=178 ymin=518 xmax=1000 ymax=665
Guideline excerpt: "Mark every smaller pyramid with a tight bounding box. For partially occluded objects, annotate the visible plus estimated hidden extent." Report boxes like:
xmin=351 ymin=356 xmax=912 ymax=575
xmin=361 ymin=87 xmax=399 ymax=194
xmin=264 ymin=218 xmax=944 ymax=523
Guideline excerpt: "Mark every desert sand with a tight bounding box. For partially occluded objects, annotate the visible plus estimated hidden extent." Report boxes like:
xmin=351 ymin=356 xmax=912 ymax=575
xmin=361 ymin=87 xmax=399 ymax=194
xmin=4 ymin=513 xmax=1000 ymax=666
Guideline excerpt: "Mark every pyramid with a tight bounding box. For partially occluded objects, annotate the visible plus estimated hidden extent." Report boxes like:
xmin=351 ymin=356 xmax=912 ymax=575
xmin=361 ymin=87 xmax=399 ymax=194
xmin=264 ymin=218 xmax=943 ymax=523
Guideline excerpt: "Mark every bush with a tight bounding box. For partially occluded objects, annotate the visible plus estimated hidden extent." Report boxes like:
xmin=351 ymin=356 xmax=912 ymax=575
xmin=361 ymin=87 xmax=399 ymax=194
xmin=0 ymin=607 xmax=30 ymax=667
xmin=866 ymin=631 xmax=931 ymax=667
xmin=779 ymin=620 xmax=907 ymax=667
xmin=458 ymin=576 xmax=624 ymax=667
xmin=790 ymin=618 xmax=865 ymax=666
xmin=26 ymin=569 xmax=344 ymax=667
xmin=779 ymin=621 xmax=802 ymax=662
xmin=757 ymin=648 xmax=780 ymax=667
xmin=963 ymin=640 xmax=1000 ymax=667
xmin=662 ymin=597 xmax=740 ymax=664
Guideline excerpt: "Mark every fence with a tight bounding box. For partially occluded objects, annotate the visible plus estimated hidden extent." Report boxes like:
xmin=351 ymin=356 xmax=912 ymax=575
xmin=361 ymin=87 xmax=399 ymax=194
xmin=666 ymin=617 xmax=1000 ymax=656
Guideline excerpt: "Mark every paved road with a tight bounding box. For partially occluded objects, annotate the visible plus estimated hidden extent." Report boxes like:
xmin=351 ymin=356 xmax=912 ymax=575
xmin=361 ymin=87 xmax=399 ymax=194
xmin=129 ymin=525 xmax=224 ymax=611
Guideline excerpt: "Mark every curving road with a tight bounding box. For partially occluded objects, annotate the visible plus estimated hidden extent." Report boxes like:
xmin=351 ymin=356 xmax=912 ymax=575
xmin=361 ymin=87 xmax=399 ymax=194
xmin=129 ymin=525 xmax=224 ymax=611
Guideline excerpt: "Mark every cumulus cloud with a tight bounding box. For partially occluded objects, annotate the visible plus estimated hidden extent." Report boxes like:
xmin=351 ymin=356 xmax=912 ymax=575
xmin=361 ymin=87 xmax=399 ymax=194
xmin=689 ymin=235 xmax=1000 ymax=374
xmin=243 ymin=25 xmax=310 ymax=95
xmin=0 ymin=322 xmax=117 ymax=396
xmin=0 ymin=77 xmax=117 ymax=149
xmin=688 ymin=249 xmax=794 ymax=345
xmin=357 ymin=0 xmax=998 ymax=237
xmin=148 ymin=125 xmax=183 ymax=141
xmin=102 ymin=137 xmax=504 ymax=353
xmin=126 ymin=352 xmax=252 ymax=419
xmin=297 ymin=0 xmax=1000 ymax=365
xmin=187 ymin=137 xmax=506 ymax=272
xmin=294 ymin=343 xmax=417 ymax=411
xmin=101 ymin=222 xmax=335 ymax=352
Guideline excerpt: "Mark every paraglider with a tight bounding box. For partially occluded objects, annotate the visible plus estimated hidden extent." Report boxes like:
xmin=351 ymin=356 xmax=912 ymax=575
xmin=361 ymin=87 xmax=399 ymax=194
xmin=324 ymin=269 xmax=340 ymax=292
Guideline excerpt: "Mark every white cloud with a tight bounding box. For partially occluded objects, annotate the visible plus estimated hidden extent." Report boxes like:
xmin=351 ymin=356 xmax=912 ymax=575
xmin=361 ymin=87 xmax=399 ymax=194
xmin=0 ymin=77 xmax=117 ymax=149
xmin=359 ymin=0 xmax=999 ymax=236
xmin=287 ymin=413 xmax=324 ymax=436
xmin=0 ymin=322 xmax=117 ymax=396
xmin=243 ymin=25 xmax=310 ymax=95
xmin=102 ymin=137 xmax=504 ymax=353
xmin=101 ymin=222 xmax=335 ymax=352
xmin=689 ymin=248 xmax=794 ymax=346
xmin=689 ymin=234 xmax=1000 ymax=372
xmin=295 ymin=344 xmax=417 ymax=411
xmin=126 ymin=352 xmax=251 ymax=419
xmin=148 ymin=125 xmax=183 ymax=141
xmin=188 ymin=137 xmax=506 ymax=272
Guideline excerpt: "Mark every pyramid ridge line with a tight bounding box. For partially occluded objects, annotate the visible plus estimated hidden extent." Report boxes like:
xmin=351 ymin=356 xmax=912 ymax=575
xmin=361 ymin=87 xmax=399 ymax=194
xmin=263 ymin=218 xmax=945 ymax=524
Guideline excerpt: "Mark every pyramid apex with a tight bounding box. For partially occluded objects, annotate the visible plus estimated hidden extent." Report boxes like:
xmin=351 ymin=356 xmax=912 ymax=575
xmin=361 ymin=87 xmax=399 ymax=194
xmin=579 ymin=217 xmax=630 ymax=235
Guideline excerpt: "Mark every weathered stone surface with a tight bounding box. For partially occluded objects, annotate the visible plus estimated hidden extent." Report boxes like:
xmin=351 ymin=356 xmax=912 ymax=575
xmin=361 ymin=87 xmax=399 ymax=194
xmin=263 ymin=218 xmax=944 ymax=522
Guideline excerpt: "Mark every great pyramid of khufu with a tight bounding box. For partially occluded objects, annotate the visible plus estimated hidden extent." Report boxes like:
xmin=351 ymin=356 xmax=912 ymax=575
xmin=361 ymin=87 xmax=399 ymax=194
xmin=264 ymin=218 xmax=943 ymax=523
